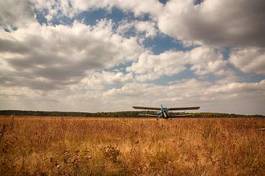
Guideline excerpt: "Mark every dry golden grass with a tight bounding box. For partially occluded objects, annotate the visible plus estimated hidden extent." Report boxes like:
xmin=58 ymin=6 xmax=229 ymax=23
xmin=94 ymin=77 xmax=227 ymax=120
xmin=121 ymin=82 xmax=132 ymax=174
xmin=0 ymin=116 xmax=264 ymax=176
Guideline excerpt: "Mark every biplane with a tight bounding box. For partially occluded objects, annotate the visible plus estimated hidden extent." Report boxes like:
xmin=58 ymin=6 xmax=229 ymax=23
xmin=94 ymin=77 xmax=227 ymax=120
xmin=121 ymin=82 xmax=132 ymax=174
xmin=133 ymin=104 xmax=200 ymax=119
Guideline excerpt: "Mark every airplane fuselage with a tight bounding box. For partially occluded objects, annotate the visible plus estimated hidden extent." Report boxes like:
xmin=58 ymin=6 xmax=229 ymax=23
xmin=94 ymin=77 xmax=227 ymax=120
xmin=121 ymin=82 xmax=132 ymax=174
xmin=159 ymin=105 xmax=169 ymax=119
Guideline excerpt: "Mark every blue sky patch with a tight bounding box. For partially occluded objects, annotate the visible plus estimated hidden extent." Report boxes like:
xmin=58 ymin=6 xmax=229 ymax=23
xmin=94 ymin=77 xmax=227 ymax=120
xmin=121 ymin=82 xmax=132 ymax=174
xmin=143 ymin=33 xmax=195 ymax=54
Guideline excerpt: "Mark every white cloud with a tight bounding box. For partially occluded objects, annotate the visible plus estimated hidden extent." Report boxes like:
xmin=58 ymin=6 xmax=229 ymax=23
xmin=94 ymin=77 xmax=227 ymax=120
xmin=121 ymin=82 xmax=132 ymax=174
xmin=116 ymin=20 xmax=158 ymax=44
xmin=0 ymin=0 xmax=264 ymax=115
xmin=80 ymin=71 xmax=133 ymax=89
xmin=0 ymin=0 xmax=73 ymax=29
xmin=4 ymin=0 xmax=264 ymax=50
xmin=128 ymin=50 xmax=187 ymax=81
xmin=127 ymin=46 xmax=231 ymax=81
xmin=230 ymin=47 xmax=265 ymax=75
xmin=0 ymin=20 xmax=141 ymax=90
xmin=205 ymin=80 xmax=265 ymax=95
xmin=102 ymin=78 xmax=265 ymax=114
xmin=134 ymin=21 xmax=158 ymax=38
xmin=0 ymin=0 xmax=34 ymax=29
xmin=157 ymin=0 xmax=265 ymax=47
xmin=34 ymin=0 xmax=75 ymax=21
xmin=189 ymin=47 xmax=229 ymax=76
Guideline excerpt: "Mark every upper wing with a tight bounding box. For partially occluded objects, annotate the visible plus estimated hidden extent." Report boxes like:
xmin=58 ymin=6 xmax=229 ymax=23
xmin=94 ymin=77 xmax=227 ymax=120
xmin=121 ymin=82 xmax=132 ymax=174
xmin=132 ymin=106 xmax=161 ymax=111
xmin=167 ymin=106 xmax=200 ymax=111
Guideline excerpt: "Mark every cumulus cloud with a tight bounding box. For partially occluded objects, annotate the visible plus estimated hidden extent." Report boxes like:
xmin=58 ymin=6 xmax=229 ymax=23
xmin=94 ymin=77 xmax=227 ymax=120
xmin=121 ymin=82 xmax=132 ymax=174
xmin=102 ymin=78 xmax=265 ymax=114
xmin=0 ymin=0 xmax=34 ymax=29
xmin=80 ymin=71 xmax=133 ymax=89
xmin=127 ymin=46 xmax=231 ymax=81
xmin=158 ymin=0 xmax=265 ymax=47
xmin=206 ymin=79 xmax=265 ymax=95
xmin=1 ymin=77 xmax=264 ymax=113
xmin=188 ymin=47 xmax=229 ymax=76
xmin=0 ymin=0 xmax=76 ymax=29
xmin=34 ymin=0 xmax=75 ymax=21
xmin=134 ymin=21 xmax=158 ymax=38
xmin=0 ymin=0 xmax=264 ymax=114
xmin=128 ymin=50 xmax=187 ymax=81
xmin=0 ymin=20 xmax=141 ymax=90
xmin=117 ymin=20 xmax=158 ymax=39
xmin=4 ymin=0 xmax=264 ymax=50
xmin=230 ymin=47 xmax=265 ymax=75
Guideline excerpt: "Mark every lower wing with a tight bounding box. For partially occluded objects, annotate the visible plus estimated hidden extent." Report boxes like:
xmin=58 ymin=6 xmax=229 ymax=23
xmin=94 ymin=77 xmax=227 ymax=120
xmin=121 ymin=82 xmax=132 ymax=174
xmin=167 ymin=106 xmax=200 ymax=111
xmin=169 ymin=114 xmax=193 ymax=118
xmin=138 ymin=113 xmax=159 ymax=117
xmin=133 ymin=106 xmax=161 ymax=111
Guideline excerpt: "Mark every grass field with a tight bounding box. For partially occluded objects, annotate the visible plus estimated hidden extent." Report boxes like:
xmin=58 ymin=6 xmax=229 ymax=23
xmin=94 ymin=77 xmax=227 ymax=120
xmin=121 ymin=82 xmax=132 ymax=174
xmin=0 ymin=116 xmax=264 ymax=176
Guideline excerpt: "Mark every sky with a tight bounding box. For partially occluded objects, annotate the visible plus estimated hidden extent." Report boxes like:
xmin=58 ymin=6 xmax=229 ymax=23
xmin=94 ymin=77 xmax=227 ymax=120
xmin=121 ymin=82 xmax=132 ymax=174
xmin=0 ymin=0 xmax=265 ymax=114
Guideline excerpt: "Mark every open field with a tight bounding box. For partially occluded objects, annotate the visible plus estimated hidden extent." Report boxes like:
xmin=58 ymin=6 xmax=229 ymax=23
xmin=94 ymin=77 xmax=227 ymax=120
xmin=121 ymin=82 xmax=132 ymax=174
xmin=0 ymin=116 xmax=264 ymax=176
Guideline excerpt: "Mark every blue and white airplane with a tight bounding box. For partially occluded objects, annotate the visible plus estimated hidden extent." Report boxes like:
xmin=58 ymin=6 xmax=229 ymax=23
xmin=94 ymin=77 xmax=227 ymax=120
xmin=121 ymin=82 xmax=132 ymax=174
xmin=133 ymin=104 xmax=200 ymax=119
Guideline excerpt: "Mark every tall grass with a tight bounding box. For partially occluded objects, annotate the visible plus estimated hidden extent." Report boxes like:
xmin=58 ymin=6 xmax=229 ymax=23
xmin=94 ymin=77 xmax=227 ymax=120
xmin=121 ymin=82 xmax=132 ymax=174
xmin=0 ymin=116 xmax=264 ymax=175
